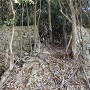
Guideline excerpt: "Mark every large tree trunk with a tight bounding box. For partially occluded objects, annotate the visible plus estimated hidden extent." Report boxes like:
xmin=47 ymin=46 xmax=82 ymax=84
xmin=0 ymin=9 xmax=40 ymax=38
xmin=47 ymin=0 xmax=52 ymax=43
xmin=69 ymin=0 xmax=77 ymax=59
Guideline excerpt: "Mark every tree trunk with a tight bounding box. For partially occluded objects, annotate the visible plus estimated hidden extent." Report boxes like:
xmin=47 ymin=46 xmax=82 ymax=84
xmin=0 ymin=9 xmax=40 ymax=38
xmin=47 ymin=0 xmax=52 ymax=43
xmin=26 ymin=2 xmax=32 ymax=54
xmin=63 ymin=17 xmax=67 ymax=49
xmin=34 ymin=0 xmax=37 ymax=52
xmin=0 ymin=0 xmax=2 ymax=25
xmin=20 ymin=0 xmax=23 ymax=60
xmin=9 ymin=0 xmax=15 ymax=70
xmin=69 ymin=0 xmax=77 ymax=59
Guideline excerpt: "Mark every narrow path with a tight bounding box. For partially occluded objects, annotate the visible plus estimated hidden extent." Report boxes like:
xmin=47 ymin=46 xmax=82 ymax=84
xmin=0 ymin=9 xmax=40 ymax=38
xmin=0 ymin=45 xmax=90 ymax=90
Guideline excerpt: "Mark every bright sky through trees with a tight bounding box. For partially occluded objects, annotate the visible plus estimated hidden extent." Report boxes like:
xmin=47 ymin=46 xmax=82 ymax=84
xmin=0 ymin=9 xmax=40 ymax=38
xmin=14 ymin=0 xmax=18 ymax=3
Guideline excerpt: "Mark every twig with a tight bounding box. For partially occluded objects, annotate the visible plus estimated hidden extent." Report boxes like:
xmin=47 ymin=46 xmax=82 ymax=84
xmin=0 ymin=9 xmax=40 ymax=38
xmin=82 ymin=67 xmax=90 ymax=89
xmin=59 ymin=68 xmax=78 ymax=88
xmin=60 ymin=77 xmax=65 ymax=88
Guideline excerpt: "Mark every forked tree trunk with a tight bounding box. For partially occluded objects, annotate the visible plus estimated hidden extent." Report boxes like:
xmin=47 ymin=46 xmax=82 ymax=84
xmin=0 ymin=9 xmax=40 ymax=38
xmin=69 ymin=0 xmax=77 ymax=59
xmin=47 ymin=0 xmax=52 ymax=43
xmin=9 ymin=0 xmax=15 ymax=70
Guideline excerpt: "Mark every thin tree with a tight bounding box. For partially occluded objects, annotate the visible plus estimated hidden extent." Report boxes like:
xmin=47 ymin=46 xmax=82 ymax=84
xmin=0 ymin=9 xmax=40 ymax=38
xmin=9 ymin=0 xmax=15 ymax=70
xmin=26 ymin=2 xmax=32 ymax=54
xmin=34 ymin=0 xmax=37 ymax=52
xmin=47 ymin=0 xmax=52 ymax=43
xmin=20 ymin=0 xmax=23 ymax=60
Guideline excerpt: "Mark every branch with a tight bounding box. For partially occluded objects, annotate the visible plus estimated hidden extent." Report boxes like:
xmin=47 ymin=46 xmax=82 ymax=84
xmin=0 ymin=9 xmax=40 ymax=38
xmin=82 ymin=67 xmax=90 ymax=89
xmin=65 ymin=32 xmax=72 ymax=53
xmin=58 ymin=0 xmax=72 ymax=23
xmin=60 ymin=10 xmax=72 ymax=23
xmin=60 ymin=68 xmax=78 ymax=88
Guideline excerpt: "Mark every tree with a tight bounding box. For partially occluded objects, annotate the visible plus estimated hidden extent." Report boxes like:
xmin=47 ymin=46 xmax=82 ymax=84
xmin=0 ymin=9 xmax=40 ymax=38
xmin=47 ymin=0 xmax=52 ymax=43
xmin=9 ymin=0 xmax=15 ymax=70
xmin=69 ymin=0 xmax=77 ymax=59
xmin=33 ymin=0 xmax=37 ymax=52
xmin=0 ymin=0 xmax=2 ymax=25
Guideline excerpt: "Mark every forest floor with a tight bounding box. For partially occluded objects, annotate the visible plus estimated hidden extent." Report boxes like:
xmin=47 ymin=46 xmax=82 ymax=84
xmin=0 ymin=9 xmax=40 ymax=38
xmin=0 ymin=44 xmax=90 ymax=90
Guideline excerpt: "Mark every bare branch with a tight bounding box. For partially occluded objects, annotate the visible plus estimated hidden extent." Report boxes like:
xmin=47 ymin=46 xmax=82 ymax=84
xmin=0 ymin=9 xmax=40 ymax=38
xmin=58 ymin=0 xmax=72 ymax=23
